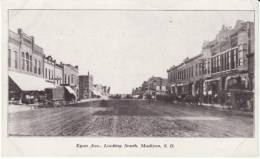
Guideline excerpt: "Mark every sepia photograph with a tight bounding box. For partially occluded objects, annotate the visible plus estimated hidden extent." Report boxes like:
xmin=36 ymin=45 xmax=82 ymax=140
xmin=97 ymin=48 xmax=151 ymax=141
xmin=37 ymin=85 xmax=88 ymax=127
xmin=7 ymin=9 xmax=255 ymax=138
xmin=1 ymin=0 xmax=259 ymax=157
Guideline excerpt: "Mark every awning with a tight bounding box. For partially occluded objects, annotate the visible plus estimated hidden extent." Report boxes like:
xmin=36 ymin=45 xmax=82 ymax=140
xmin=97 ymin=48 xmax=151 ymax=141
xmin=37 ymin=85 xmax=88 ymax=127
xmin=65 ymin=86 xmax=77 ymax=98
xmin=9 ymin=71 xmax=55 ymax=91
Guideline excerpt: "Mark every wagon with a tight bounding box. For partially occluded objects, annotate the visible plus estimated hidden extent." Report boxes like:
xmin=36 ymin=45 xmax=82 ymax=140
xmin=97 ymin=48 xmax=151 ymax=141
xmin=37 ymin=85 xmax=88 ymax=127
xmin=45 ymin=87 xmax=65 ymax=107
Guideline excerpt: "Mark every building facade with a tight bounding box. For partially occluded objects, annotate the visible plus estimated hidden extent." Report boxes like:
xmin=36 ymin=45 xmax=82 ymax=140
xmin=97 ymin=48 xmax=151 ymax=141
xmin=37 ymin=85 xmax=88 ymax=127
xmin=8 ymin=29 xmax=80 ymax=104
xmin=8 ymin=29 xmax=45 ymax=78
xmin=79 ymin=73 xmax=93 ymax=99
xmin=167 ymin=20 xmax=255 ymax=105
xmin=62 ymin=63 xmax=79 ymax=98
xmin=8 ymin=29 xmax=54 ymax=102
xmin=44 ymin=56 xmax=56 ymax=85
xmin=146 ymin=77 xmax=168 ymax=96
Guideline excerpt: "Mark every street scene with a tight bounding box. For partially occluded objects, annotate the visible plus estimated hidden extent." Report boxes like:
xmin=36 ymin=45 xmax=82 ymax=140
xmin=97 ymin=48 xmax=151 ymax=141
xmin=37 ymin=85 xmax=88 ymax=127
xmin=7 ymin=11 xmax=255 ymax=137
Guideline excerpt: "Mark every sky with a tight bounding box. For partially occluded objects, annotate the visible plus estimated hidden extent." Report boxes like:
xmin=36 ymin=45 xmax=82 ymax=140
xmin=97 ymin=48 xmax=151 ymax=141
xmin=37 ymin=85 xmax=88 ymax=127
xmin=9 ymin=10 xmax=254 ymax=94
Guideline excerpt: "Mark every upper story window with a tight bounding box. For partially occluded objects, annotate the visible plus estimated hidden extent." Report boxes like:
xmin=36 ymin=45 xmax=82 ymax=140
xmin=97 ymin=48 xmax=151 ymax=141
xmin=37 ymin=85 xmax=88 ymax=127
xmin=64 ymin=74 xmax=67 ymax=84
xmin=8 ymin=49 xmax=11 ymax=67
xmin=22 ymin=52 xmax=25 ymax=70
xmin=38 ymin=61 xmax=41 ymax=75
xmin=26 ymin=53 xmax=29 ymax=72
xmin=34 ymin=60 xmax=37 ymax=74
xmin=29 ymin=55 xmax=32 ymax=72
xmin=14 ymin=51 xmax=18 ymax=69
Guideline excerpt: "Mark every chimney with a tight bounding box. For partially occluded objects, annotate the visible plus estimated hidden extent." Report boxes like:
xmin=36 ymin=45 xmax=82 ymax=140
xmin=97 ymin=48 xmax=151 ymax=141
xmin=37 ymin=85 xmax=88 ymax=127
xmin=75 ymin=65 xmax=78 ymax=69
xmin=18 ymin=28 xmax=23 ymax=35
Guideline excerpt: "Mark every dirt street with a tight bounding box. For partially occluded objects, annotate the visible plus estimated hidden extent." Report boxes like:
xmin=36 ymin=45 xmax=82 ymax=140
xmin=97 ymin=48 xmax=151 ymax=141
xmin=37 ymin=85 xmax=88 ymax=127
xmin=8 ymin=100 xmax=254 ymax=137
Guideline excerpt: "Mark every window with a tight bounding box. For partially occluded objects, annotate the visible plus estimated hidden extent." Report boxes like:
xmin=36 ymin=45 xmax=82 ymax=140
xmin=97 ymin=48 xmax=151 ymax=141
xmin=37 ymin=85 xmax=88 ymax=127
xmin=68 ymin=75 xmax=70 ymax=84
xmin=38 ymin=61 xmax=41 ymax=75
xmin=29 ymin=55 xmax=32 ymax=72
xmin=235 ymin=49 xmax=238 ymax=67
xmin=231 ymin=50 xmax=235 ymax=69
xmin=22 ymin=52 xmax=25 ymax=70
xmin=71 ymin=74 xmax=73 ymax=83
xmin=64 ymin=74 xmax=67 ymax=84
xmin=26 ymin=53 xmax=29 ymax=71
xmin=35 ymin=60 xmax=37 ymax=74
xmin=218 ymin=55 xmax=221 ymax=72
xmin=49 ymin=69 xmax=50 ymax=79
xmin=238 ymin=51 xmax=243 ymax=66
xmin=195 ymin=64 xmax=198 ymax=76
xmin=199 ymin=63 xmax=201 ymax=75
xmin=191 ymin=66 xmax=193 ymax=77
xmin=220 ymin=54 xmax=223 ymax=71
xmin=225 ymin=52 xmax=229 ymax=70
xmin=223 ymin=53 xmax=226 ymax=71
xmin=8 ymin=49 xmax=11 ymax=67
xmin=14 ymin=51 xmax=18 ymax=69
xmin=207 ymin=60 xmax=210 ymax=74
xmin=233 ymin=49 xmax=237 ymax=68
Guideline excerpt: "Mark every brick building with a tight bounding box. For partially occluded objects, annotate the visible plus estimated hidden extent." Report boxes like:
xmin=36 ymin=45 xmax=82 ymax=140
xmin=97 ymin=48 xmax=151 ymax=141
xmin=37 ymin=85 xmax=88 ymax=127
xmin=62 ymin=63 xmax=79 ymax=99
xmin=8 ymin=29 xmax=54 ymax=102
xmin=79 ymin=72 xmax=93 ymax=100
xmin=8 ymin=28 xmax=80 ymax=103
xmin=167 ymin=20 xmax=255 ymax=105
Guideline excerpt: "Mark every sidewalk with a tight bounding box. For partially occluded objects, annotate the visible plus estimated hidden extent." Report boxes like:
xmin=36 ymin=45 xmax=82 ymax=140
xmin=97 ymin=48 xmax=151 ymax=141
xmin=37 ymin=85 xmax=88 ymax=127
xmin=77 ymin=96 xmax=109 ymax=103
xmin=181 ymin=102 xmax=253 ymax=117
xmin=8 ymin=104 xmax=36 ymax=113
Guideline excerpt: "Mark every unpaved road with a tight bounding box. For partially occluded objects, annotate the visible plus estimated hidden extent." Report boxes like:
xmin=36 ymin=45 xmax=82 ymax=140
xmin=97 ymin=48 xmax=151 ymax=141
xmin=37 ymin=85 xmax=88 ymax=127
xmin=8 ymin=100 xmax=254 ymax=137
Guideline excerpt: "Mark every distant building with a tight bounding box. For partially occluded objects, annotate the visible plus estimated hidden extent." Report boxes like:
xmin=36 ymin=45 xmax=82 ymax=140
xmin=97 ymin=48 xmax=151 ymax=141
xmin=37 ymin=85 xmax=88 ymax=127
xmin=92 ymin=84 xmax=110 ymax=97
xmin=54 ymin=63 xmax=63 ymax=86
xmin=44 ymin=55 xmax=56 ymax=85
xmin=133 ymin=77 xmax=168 ymax=98
xmin=146 ymin=76 xmax=168 ymax=96
xmin=62 ymin=63 xmax=79 ymax=99
xmin=79 ymin=72 xmax=93 ymax=99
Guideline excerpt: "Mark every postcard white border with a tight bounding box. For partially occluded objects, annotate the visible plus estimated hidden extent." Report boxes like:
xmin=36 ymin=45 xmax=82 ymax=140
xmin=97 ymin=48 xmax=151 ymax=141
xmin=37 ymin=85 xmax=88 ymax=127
xmin=1 ymin=0 xmax=259 ymax=157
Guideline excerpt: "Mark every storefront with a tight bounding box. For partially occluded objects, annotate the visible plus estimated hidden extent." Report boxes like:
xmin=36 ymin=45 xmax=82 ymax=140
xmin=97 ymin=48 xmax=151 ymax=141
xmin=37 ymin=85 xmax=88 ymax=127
xmin=225 ymin=74 xmax=248 ymax=90
xmin=64 ymin=86 xmax=77 ymax=101
xmin=8 ymin=71 xmax=55 ymax=104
